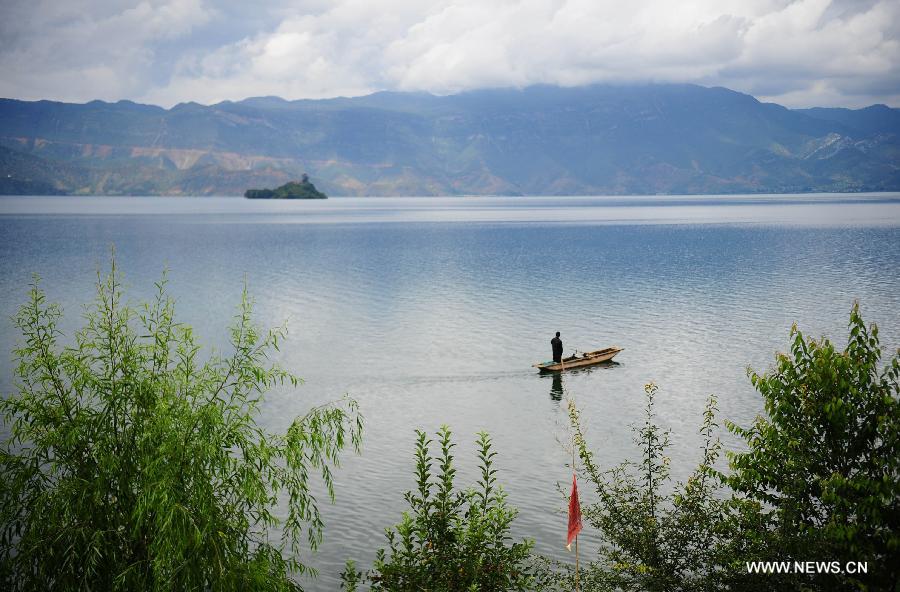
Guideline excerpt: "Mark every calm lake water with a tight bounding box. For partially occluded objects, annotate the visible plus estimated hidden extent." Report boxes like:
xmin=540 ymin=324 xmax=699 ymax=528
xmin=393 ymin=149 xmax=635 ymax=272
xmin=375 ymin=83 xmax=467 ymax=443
xmin=2 ymin=194 xmax=899 ymax=589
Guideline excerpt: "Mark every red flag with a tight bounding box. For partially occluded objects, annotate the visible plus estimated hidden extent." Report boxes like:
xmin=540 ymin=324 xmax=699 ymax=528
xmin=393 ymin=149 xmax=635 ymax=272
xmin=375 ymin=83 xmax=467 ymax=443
xmin=567 ymin=472 xmax=582 ymax=549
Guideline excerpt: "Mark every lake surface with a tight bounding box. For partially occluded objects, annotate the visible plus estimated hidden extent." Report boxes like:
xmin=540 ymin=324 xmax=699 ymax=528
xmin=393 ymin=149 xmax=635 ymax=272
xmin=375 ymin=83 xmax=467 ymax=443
xmin=2 ymin=194 xmax=899 ymax=589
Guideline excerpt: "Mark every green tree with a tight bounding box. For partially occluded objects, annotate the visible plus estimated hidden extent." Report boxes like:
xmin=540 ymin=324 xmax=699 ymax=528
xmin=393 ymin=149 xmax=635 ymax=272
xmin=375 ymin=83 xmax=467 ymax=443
xmin=726 ymin=303 xmax=900 ymax=590
xmin=568 ymin=384 xmax=734 ymax=592
xmin=342 ymin=426 xmax=537 ymax=591
xmin=0 ymin=262 xmax=363 ymax=591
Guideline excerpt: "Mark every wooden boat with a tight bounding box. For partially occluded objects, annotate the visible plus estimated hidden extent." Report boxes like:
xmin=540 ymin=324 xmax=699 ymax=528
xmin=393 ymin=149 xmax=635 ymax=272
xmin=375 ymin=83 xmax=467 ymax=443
xmin=533 ymin=346 xmax=623 ymax=373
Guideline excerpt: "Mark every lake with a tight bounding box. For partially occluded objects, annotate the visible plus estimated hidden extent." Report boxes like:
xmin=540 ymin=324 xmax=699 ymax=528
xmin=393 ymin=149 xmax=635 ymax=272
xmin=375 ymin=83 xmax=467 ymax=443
xmin=2 ymin=194 xmax=899 ymax=589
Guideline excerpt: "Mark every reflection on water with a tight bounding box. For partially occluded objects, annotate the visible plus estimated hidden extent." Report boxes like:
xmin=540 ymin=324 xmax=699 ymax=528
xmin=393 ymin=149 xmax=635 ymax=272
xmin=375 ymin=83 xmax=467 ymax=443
xmin=550 ymin=373 xmax=564 ymax=401
xmin=1 ymin=195 xmax=899 ymax=590
xmin=544 ymin=363 xmax=622 ymax=402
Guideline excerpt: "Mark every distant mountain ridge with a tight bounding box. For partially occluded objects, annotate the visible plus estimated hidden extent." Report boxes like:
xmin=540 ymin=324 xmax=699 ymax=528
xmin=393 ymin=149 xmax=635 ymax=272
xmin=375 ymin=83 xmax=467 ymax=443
xmin=1 ymin=84 xmax=898 ymax=196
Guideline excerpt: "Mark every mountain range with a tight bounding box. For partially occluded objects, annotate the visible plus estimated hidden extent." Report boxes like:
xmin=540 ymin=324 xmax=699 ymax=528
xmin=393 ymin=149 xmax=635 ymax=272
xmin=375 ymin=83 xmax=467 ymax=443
xmin=1 ymin=84 xmax=898 ymax=196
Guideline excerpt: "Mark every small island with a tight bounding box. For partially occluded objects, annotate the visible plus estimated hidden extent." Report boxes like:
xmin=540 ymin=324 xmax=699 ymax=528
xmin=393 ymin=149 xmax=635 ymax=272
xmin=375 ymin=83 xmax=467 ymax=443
xmin=244 ymin=174 xmax=327 ymax=199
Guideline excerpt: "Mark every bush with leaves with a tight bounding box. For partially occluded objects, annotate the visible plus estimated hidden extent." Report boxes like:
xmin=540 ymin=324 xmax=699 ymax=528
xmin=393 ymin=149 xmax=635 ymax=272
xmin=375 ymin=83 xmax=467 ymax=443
xmin=0 ymin=262 xmax=363 ymax=591
xmin=726 ymin=303 xmax=900 ymax=590
xmin=341 ymin=426 xmax=537 ymax=591
xmin=567 ymin=384 xmax=735 ymax=592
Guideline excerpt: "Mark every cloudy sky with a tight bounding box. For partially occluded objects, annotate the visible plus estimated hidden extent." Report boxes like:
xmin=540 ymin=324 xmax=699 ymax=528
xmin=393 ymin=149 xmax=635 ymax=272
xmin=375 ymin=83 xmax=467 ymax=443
xmin=1 ymin=0 xmax=898 ymax=108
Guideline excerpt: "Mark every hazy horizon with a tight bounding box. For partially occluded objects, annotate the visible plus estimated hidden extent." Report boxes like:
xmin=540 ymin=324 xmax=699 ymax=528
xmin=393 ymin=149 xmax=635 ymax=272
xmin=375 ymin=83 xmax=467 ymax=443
xmin=2 ymin=80 xmax=897 ymax=112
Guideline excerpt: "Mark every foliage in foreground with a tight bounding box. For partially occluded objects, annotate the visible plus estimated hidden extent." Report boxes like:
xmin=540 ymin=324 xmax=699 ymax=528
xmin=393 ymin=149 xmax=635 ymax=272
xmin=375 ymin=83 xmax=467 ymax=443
xmin=341 ymin=427 xmax=539 ymax=591
xmin=726 ymin=302 xmax=900 ymax=590
xmin=568 ymin=384 xmax=736 ymax=592
xmin=0 ymin=263 xmax=362 ymax=591
xmin=566 ymin=305 xmax=899 ymax=591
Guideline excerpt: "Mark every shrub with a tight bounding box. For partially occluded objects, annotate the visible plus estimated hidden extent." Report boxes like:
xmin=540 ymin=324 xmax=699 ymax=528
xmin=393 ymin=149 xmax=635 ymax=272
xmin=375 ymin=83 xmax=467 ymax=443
xmin=726 ymin=303 xmax=900 ymax=590
xmin=0 ymin=262 xmax=363 ymax=591
xmin=342 ymin=426 xmax=536 ymax=591
xmin=568 ymin=384 xmax=733 ymax=592
xmin=566 ymin=306 xmax=900 ymax=590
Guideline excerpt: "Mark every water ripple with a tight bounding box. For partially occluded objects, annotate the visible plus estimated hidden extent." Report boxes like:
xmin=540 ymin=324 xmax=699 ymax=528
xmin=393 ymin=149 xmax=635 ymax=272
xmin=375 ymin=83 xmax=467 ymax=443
xmin=0 ymin=196 xmax=898 ymax=590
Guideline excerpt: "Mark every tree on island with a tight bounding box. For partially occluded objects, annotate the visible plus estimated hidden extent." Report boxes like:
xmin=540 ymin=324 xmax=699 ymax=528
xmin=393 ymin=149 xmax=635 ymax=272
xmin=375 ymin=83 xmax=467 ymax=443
xmin=245 ymin=174 xmax=327 ymax=199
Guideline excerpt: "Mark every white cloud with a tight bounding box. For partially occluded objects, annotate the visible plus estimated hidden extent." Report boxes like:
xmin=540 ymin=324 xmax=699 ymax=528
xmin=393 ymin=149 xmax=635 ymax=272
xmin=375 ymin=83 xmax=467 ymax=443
xmin=1 ymin=0 xmax=898 ymax=108
xmin=0 ymin=0 xmax=212 ymax=102
xmin=722 ymin=0 xmax=900 ymax=105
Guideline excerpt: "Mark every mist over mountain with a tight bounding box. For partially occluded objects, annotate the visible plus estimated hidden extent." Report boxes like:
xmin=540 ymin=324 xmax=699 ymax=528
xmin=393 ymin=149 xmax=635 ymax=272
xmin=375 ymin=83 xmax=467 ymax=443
xmin=1 ymin=84 xmax=898 ymax=196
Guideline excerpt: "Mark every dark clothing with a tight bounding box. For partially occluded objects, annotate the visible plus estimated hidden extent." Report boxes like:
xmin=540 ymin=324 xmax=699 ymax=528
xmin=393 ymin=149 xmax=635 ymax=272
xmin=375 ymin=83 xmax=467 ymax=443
xmin=551 ymin=336 xmax=563 ymax=363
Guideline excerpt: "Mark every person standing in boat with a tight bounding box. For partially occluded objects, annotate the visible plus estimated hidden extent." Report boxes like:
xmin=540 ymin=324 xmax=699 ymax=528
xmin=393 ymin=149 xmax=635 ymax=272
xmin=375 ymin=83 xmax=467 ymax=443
xmin=551 ymin=332 xmax=563 ymax=363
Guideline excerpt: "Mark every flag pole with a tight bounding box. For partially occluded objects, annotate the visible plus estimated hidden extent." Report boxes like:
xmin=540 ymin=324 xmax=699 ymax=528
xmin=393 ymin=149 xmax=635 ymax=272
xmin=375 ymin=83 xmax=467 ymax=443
xmin=564 ymin=360 xmax=581 ymax=592
xmin=572 ymin=420 xmax=580 ymax=592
